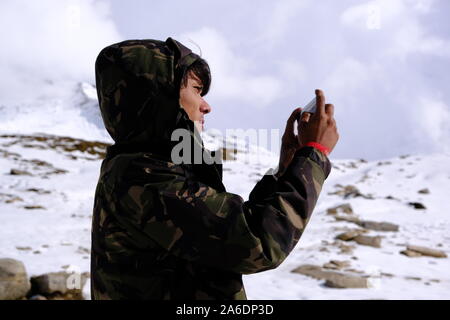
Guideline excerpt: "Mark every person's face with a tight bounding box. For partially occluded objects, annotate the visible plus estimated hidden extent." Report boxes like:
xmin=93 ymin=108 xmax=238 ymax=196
xmin=179 ymin=71 xmax=211 ymax=132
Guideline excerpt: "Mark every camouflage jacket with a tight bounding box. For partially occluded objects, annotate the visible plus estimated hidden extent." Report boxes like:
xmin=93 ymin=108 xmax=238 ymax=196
xmin=90 ymin=37 xmax=332 ymax=300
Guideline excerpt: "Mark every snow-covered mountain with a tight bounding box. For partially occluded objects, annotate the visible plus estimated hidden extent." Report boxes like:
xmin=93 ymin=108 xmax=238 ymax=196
xmin=0 ymin=82 xmax=112 ymax=144
xmin=0 ymin=83 xmax=449 ymax=300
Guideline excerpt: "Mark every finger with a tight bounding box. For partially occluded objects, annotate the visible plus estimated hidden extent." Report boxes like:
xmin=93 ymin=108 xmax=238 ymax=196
xmin=285 ymin=107 xmax=302 ymax=132
xmin=325 ymin=103 xmax=334 ymax=117
xmin=300 ymin=112 xmax=311 ymax=123
xmin=314 ymin=89 xmax=326 ymax=119
xmin=328 ymin=117 xmax=336 ymax=128
xmin=298 ymin=113 xmax=310 ymax=132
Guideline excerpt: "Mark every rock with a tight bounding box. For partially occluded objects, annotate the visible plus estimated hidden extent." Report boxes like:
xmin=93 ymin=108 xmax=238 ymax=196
xmin=353 ymin=235 xmax=382 ymax=248
xmin=9 ymin=169 xmax=32 ymax=176
xmin=344 ymin=268 xmax=365 ymax=274
xmin=400 ymin=250 xmax=422 ymax=257
xmin=418 ymin=188 xmax=430 ymax=194
xmin=406 ymin=245 xmax=447 ymax=258
xmin=26 ymin=188 xmax=51 ymax=195
xmin=380 ymin=272 xmax=394 ymax=278
xmin=430 ymin=279 xmax=440 ymax=283
xmin=31 ymin=272 xmax=69 ymax=295
xmin=329 ymin=185 xmax=374 ymax=199
xmin=31 ymin=271 xmax=88 ymax=296
xmin=338 ymin=244 xmax=355 ymax=255
xmin=324 ymin=276 xmax=370 ymax=289
xmin=334 ymin=215 xmax=361 ymax=223
xmin=29 ymin=294 xmax=47 ymax=300
xmin=356 ymin=220 xmax=399 ymax=232
xmin=336 ymin=229 xmax=367 ymax=241
xmin=5 ymin=196 xmax=23 ymax=203
xmin=23 ymin=205 xmax=46 ymax=210
xmin=291 ymin=264 xmax=330 ymax=279
xmin=385 ymin=195 xmax=400 ymax=200
xmin=323 ymin=263 xmax=338 ymax=269
xmin=0 ymin=258 xmax=31 ymax=300
xmin=323 ymin=260 xmax=351 ymax=270
xmin=326 ymin=203 xmax=353 ymax=215
xmin=291 ymin=265 xmax=370 ymax=289
xmin=330 ymin=260 xmax=351 ymax=268
xmin=15 ymin=246 xmax=32 ymax=251
xmin=408 ymin=202 xmax=426 ymax=210
xmin=220 ymin=147 xmax=238 ymax=161
xmin=336 ymin=216 xmax=399 ymax=232
xmin=404 ymin=276 xmax=421 ymax=281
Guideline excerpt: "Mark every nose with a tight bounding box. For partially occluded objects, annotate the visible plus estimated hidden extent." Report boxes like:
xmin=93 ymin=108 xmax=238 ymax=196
xmin=200 ymin=98 xmax=211 ymax=114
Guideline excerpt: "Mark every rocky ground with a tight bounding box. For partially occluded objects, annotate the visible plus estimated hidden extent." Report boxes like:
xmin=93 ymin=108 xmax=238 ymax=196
xmin=0 ymin=132 xmax=449 ymax=300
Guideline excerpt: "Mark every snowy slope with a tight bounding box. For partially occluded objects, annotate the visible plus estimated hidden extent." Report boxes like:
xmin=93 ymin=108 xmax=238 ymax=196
xmin=0 ymin=83 xmax=449 ymax=300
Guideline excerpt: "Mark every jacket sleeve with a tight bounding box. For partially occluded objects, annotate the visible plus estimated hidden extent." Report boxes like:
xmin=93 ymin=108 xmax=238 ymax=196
xmin=112 ymin=146 xmax=332 ymax=275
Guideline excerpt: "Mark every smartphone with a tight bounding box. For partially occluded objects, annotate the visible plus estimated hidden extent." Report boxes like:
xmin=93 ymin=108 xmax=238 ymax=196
xmin=302 ymin=97 xmax=317 ymax=114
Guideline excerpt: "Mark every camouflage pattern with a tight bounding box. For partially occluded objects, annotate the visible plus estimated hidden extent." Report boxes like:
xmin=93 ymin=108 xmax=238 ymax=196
xmin=91 ymin=37 xmax=332 ymax=300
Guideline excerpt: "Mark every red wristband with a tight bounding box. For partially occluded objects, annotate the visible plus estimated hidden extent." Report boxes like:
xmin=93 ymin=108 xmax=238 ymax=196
xmin=305 ymin=142 xmax=330 ymax=156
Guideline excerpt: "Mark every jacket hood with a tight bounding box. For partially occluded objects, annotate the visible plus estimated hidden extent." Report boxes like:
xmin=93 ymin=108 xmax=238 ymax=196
xmin=95 ymin=37 xmax=224 ymax=191
xmin=95 ymin=37 xmax=205 ymax=157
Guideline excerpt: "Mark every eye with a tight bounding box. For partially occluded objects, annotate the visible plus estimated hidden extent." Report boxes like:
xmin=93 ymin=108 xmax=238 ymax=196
xmin=193 ymin=86 xmax=203 ymax=93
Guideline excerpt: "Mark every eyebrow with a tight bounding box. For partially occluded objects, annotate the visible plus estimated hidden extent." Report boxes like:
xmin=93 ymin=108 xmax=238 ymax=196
xmin=189 ymin=73 xmax=203 ymax=86
xmin=191 ymin=79 xmax=203 ymax=87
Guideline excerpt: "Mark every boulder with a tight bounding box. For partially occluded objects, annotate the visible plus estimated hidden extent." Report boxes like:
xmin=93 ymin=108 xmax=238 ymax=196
xmin=324 ymin=276 xmax=370 ymax=289
xmin=0 ymin=258 xmax=31 ymax=300
xmin=326 ymin=203 xmax=353 ymax=215
xmin=408 ymin=202 xmax=426 ymax=210
xmin=323 ymin=260 xmax=351 ymax=270
xmin=353 ymin=235 xmax=382 ymax=248
xmin=9 ymin=169 xmax=32 ymax=176
xmin=31 ymin=271 xmax=88 ymax=296
xmin=400 ymin=250 xmax=422 ymax=257
xmin=291 ymin=264 xmax=369 ymax=289
xmin=336 ymin=229 xmax=367 ymax=241
xmin=338 ymin=243 xmax=355 ymax=255
xmin=418 ymin=188 xmax=430 ymax=194
xmin=406 ymin=245 xmax=447 ymax=258
xmin=334 ymin=215 xmax=361 ymax=223
xmin=356 ymin=220 xmax=399 ymax=232
xmin=329 ymin=185 xmax=374 ymax=199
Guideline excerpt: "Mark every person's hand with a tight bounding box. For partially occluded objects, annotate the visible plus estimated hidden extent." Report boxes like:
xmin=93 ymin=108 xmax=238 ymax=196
xmin=298 ymin=89 xmax=339 ymax=152
xmin=276 ymin=108 xmax=302 ymax=178
xmin=275 ymin=89 xmax=339 ymax=178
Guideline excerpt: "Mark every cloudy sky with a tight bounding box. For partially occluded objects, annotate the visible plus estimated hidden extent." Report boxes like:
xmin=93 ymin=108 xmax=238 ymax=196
xmin=1 ymin=0 xmax=449 ymax=160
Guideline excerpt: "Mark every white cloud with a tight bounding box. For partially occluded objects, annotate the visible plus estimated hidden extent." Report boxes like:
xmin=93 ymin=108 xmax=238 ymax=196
xmin=341 ymin=0 xmax=450 ymax=60
xmin=0 ymin=0 xmax=121 ymax=105
xmin=257 ymin=0 xmax=311 ymax=46
xmin=177 ymin=27 xmax=282 ymax=107
xmin=1 ymin=0 xmax=449 ymax=160
xmin=340 ymin=0 xmax=404 ymax=28
xmin=414 ymin=96 xmax=450 ymax=152
xmin=323 ymin=58 xmax=370 ymax=107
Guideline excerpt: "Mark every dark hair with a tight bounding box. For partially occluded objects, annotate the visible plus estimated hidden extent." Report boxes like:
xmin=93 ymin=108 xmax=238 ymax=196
xmin=181 ymin=58 xmax=211 ymax=96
